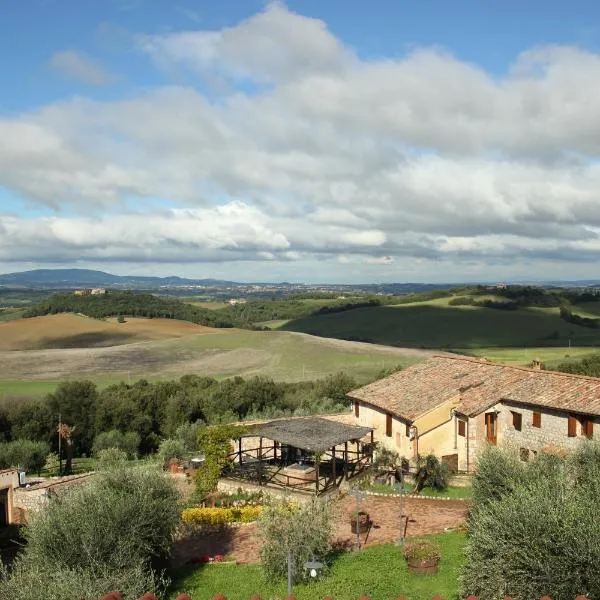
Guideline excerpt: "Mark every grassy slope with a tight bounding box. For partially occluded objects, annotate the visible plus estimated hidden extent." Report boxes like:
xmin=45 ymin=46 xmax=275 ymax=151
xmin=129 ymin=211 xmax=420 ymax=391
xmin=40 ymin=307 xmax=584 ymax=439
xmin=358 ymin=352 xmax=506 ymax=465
xmin=169 ymin=532 xmax=465 ymax=600
xmin=0 ymin=329 xmax=423 ymax=400
xmin=283 ymin=303 xmax=600 ymax=349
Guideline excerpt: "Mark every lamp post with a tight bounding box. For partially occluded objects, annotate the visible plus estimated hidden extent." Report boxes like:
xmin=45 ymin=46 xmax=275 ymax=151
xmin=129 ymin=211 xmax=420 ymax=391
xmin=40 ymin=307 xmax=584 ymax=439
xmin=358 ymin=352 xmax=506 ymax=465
xmin=349 ymin=486 xmax=367 ymax=551
xmin=396 ymin=469 xmax=405 ymax=547
xmin=304 ymin=559 xmax=324 ymax=579
xmin=286 ymin=553 xmax=324 ymax=597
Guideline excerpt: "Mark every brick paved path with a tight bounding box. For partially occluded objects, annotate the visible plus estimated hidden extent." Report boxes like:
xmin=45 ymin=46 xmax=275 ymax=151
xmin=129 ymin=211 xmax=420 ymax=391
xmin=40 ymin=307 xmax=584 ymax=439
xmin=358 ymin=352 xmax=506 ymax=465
xmin=171 ymin=495 xmax=468 ymax=567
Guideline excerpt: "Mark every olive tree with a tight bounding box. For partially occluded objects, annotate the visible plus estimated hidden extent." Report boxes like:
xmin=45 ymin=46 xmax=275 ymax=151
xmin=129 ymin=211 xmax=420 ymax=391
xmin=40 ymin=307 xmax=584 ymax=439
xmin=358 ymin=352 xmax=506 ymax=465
xmin=0 ymin=460 xmax=180 ymax=599
xmin=259 ymin=497 xmax=334 ymax=583
xmin=462 ymin=442 xmax=600 ymax=600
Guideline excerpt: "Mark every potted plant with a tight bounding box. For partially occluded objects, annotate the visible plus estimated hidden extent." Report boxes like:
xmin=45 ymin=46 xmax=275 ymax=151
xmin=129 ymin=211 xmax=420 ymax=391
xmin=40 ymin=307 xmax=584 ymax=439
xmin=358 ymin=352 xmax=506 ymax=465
xmin=350 ymin=511 xmax=371 ymax=534
xmin=403 ymin=540 xmax=441 ymax=574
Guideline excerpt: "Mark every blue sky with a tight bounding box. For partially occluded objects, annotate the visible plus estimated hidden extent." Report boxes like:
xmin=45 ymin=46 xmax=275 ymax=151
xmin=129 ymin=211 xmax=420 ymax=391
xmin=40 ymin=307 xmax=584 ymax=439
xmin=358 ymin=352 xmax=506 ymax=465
xmin=2 ymin=1 xmax=600 ymax=282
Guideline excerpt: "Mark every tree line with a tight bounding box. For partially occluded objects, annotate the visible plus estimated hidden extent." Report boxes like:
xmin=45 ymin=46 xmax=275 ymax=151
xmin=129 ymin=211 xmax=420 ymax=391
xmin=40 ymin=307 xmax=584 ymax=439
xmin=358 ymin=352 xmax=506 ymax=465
xmin=0 ymin=372 xmax=360 ymax=464
xmin=23 ymin=292 xmax=236 ymax=327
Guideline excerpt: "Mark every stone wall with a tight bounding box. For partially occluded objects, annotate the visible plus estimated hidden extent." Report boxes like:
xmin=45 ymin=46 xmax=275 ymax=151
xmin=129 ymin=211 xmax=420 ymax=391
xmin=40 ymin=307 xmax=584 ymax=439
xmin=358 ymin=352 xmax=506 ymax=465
xmin=13 ymin=473 xmax=95 ymax=523
xmin=497 ymin=402 xmax=597 ymax=459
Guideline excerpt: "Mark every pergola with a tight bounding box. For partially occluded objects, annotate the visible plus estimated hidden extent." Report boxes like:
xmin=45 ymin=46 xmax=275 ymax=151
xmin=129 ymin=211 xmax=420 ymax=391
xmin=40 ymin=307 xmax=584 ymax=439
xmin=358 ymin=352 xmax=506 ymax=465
xmin=227 ymin=417 xmax=374 ymax=494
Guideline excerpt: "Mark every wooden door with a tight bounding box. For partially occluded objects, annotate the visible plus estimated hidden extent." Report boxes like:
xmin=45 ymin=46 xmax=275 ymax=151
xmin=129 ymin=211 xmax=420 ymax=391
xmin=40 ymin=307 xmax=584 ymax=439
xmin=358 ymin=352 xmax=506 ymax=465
xmin=485 ymin=412 xmax=497 ymax=445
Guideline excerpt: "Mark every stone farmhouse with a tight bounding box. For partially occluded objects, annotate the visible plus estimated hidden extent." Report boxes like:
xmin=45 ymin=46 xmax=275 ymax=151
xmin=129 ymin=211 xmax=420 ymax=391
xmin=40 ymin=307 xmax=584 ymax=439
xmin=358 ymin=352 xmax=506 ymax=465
xmin=348 ymin=355 xmax=600 ymax=473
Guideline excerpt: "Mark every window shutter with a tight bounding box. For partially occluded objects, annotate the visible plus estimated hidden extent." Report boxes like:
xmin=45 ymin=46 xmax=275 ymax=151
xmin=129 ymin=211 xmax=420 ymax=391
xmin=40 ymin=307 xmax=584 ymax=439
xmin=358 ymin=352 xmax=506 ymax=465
xmin=386 ymin=414 xmax=392 ymax=437
xmin=354 ymin=401 xmax=360 ymax=418
xmin=511 ymin=411 xmax=522 ymax=432
xmin=406 ymin=423 xmax=411 ymax=437
xmin=568 ymin=415 xmax=577 ymax=437
xmin=532 ymin=412 xmax=542 ymax=428
xmin=458 ymin=420 xmax=466 ymax=437
xmin=584 ymin=419 xmax=594 ymax=439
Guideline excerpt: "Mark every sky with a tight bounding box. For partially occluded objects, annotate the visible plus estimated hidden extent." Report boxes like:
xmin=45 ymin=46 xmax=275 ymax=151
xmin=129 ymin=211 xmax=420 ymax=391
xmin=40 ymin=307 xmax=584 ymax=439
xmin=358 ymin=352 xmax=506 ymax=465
xmin=3 ymin=1 xmax=600 ymax=283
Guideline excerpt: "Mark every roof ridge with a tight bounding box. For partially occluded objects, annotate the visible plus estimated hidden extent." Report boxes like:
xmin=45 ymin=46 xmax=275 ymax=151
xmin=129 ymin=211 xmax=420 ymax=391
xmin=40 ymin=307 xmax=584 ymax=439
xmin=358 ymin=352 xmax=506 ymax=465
xmin=431 ymin=353 xmax=600 ymax=384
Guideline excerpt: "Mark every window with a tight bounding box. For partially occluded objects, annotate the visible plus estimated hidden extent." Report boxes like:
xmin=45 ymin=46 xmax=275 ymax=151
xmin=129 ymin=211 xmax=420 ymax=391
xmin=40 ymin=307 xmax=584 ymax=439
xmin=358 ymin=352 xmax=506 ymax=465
xmin=354 ymin=401 xmax=360 ymax=418
xmin=406 ymin=423 xmax=411 ymax=437
xmin=568 ymin=415 xmax=577 ymax=437
xmin=511 ymin=411 xmax=522 ymax=432
xmin=458 ymin=420 xmax=466 ymax=437
xmin=581 ymin=417 xmax=594 ymax=439
xmin=386 ymin=413 xmax=393 ymax=437
xmin=532 ymin=411 xmax=542 ymax=428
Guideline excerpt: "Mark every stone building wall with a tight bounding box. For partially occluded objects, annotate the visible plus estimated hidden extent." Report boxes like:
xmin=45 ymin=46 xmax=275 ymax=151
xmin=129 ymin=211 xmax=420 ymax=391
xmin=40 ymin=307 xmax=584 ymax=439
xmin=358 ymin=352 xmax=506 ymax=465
xmin=495 ymin=401 xmax=597 ymax=459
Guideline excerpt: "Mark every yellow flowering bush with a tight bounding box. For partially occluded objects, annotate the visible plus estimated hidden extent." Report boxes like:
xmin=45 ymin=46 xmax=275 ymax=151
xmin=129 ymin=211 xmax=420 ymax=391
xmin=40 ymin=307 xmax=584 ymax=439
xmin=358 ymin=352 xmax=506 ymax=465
xmin=181 ymin=505 xmax=263 ymax=526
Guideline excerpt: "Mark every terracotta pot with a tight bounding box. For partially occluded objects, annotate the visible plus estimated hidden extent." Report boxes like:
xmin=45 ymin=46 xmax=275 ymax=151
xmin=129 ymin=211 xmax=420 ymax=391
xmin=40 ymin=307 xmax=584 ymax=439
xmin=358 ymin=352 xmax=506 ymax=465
xmin=406 ymin=556 xmax=439 ymax=575
xmin=350 ymin=513 xmax=371 ymax=534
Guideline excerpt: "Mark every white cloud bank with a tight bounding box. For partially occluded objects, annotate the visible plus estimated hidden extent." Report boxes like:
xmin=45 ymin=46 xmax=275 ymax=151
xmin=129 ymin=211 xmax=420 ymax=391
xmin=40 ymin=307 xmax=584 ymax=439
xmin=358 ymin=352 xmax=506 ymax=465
xmin=3 ymin=2 xmax=600 ymax=280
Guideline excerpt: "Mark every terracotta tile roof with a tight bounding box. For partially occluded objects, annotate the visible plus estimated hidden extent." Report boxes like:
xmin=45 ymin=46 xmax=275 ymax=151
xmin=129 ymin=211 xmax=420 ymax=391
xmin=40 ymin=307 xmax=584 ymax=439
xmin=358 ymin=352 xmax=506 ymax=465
xmin=347 ymin=355 xmax=600 ymax=419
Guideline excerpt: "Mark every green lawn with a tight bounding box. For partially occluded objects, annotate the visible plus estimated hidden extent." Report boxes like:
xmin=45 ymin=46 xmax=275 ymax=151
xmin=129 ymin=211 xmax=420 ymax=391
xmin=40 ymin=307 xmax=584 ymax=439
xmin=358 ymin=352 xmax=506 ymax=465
xmin=362 ymin=483 xmax=472 ymax=500
xmin=419 ymin=486 xmax=472 ymax=500
xmin=283 ymin=303 xmax=600 ymax=349
xmin=169 ymin=532 xmax=465 ymax=600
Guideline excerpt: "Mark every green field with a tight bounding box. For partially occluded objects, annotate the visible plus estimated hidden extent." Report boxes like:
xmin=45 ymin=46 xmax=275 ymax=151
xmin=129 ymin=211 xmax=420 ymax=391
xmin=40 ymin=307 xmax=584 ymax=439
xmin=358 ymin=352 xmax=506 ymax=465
xmin=282 ymin=303 xmax=600 ymax=350
xmin=169 ymin=532 xmax=465 ymax=600
xmin=464 ymin=346 xmax=599 ymax=367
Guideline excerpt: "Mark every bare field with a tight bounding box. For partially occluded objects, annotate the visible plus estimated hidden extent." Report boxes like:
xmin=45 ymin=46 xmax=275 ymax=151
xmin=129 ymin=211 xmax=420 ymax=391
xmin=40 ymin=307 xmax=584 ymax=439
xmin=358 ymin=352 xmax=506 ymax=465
xmin=0 ymin=313 xmax=227 ymax=351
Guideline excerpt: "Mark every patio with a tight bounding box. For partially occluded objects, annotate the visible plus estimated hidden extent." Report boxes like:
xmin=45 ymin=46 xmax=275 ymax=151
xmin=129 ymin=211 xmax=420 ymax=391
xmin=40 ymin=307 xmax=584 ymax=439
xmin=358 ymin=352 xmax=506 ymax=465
xmin=225 ymin=417 xmax=375 ymax=495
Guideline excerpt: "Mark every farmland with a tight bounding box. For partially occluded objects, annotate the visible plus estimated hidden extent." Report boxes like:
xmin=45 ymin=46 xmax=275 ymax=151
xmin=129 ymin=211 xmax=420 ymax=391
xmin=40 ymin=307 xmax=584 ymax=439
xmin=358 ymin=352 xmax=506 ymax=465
xmin=282 ymin=302 xmax=600 ymax=349
xmin=0 ymin=314 xmax=426 ymax=401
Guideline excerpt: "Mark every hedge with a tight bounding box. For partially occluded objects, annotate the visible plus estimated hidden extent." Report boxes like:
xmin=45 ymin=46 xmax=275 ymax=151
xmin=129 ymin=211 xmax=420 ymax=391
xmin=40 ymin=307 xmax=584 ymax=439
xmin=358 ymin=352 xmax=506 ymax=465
xmin=181 ymin=506 xmax=263 ymax=526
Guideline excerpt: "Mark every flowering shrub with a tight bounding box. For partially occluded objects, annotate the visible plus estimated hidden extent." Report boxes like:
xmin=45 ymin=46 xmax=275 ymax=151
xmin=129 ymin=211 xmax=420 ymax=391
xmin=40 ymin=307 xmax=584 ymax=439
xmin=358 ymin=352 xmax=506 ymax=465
xmin=181 ymin=505 xmax=263 ymax=525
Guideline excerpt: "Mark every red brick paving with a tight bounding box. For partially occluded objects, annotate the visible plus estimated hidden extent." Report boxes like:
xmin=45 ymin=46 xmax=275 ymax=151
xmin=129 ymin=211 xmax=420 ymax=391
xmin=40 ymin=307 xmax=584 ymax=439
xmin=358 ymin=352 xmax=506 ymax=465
xmin=171 ymin=496 xmax=468 ymax=567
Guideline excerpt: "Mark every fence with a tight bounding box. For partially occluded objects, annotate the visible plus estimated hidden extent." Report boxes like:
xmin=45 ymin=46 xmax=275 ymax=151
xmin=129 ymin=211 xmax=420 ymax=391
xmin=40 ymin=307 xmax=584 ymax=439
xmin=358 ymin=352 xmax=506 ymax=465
xmin=99 ymin=594 xmax=591 ymax=600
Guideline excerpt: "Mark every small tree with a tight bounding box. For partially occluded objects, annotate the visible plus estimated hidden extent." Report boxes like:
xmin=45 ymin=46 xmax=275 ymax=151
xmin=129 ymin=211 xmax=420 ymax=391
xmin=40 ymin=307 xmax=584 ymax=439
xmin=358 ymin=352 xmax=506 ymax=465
xmin=413 ymin=454 xmax=448 ymax=492
xmin=92 ymin=430 xmax=140 ymax=459
xmin=372 ymin=444 xmax=406 ymax=485
xmin=259 ymin=497 xmax=334 ymax=583
xmin=156 ymin=438 xmax=185 ymax=468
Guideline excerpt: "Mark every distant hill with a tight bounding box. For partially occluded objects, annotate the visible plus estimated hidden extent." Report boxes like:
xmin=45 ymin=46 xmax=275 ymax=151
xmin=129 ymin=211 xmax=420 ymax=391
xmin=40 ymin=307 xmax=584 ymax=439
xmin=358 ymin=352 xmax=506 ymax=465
xmin=0 ymin=269 xmax=237 ymax=289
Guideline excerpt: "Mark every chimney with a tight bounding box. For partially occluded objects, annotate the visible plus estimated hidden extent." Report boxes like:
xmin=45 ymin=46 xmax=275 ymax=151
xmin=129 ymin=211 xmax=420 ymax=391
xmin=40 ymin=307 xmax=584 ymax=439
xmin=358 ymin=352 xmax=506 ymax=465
xmin=531 ymin=358 xmax=542 ymax=371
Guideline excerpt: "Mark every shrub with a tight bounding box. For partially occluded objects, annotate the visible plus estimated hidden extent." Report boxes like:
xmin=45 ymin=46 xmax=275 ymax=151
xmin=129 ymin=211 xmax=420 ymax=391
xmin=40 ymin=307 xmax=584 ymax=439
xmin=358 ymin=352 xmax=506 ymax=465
xmin=259 ymin=498 xmax=333 ymax=583
xmin=0 ymin=561 xmax=162 ymax=600
xmin=181 ymin=506 xmax=263 ymax=526
xmin=403 ymin=540 xmax=441 ymax=562
xmin=92 ymin=430 xmax=140 ymax=459
xmin=19 ymin=461 xmax=180 ymax=575
xmin=413 ymin=454 xmax=448 ymax=492
xmin=157 ymin=438 xmax=185 ymax=467
xmin=462 ymin=443 xmax=600 ymax=599
xmin=0 ymin=439 xmax=50 ymax=474
xmin=96 ymin=447 xmax=128 ymax=470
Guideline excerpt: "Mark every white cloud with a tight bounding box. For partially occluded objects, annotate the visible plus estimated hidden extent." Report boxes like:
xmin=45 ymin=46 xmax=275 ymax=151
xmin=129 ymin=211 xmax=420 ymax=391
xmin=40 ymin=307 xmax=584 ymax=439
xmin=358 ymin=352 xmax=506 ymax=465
xmin=49 ymin=51 xmax=118 ymax=86
xmin=138 ymin=2 xmax=352 ymax=83
xmin=3 ymin=4 xmax=600 ymax=279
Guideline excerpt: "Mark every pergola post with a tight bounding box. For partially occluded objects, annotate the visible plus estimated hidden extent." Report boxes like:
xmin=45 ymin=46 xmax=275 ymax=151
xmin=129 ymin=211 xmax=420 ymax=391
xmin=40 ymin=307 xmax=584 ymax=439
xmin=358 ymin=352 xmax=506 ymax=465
xmin=238 ymin=438 xmax=243 ymax=466
xmin=258 ymin=437 xmax=263 ymax=486
xmin=344 ymin=442 xmax=348 ymax=479
xmin=315 ymin=455 xmax=320 ymax=494
xmin=332 ymin=445 xmax=336 ymax=484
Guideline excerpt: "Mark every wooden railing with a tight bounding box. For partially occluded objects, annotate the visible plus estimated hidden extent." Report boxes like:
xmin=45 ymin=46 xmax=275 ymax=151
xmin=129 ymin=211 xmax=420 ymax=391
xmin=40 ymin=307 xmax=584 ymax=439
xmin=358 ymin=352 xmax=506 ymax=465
xmin=99 ymin=593 xmax=591 ymax=600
